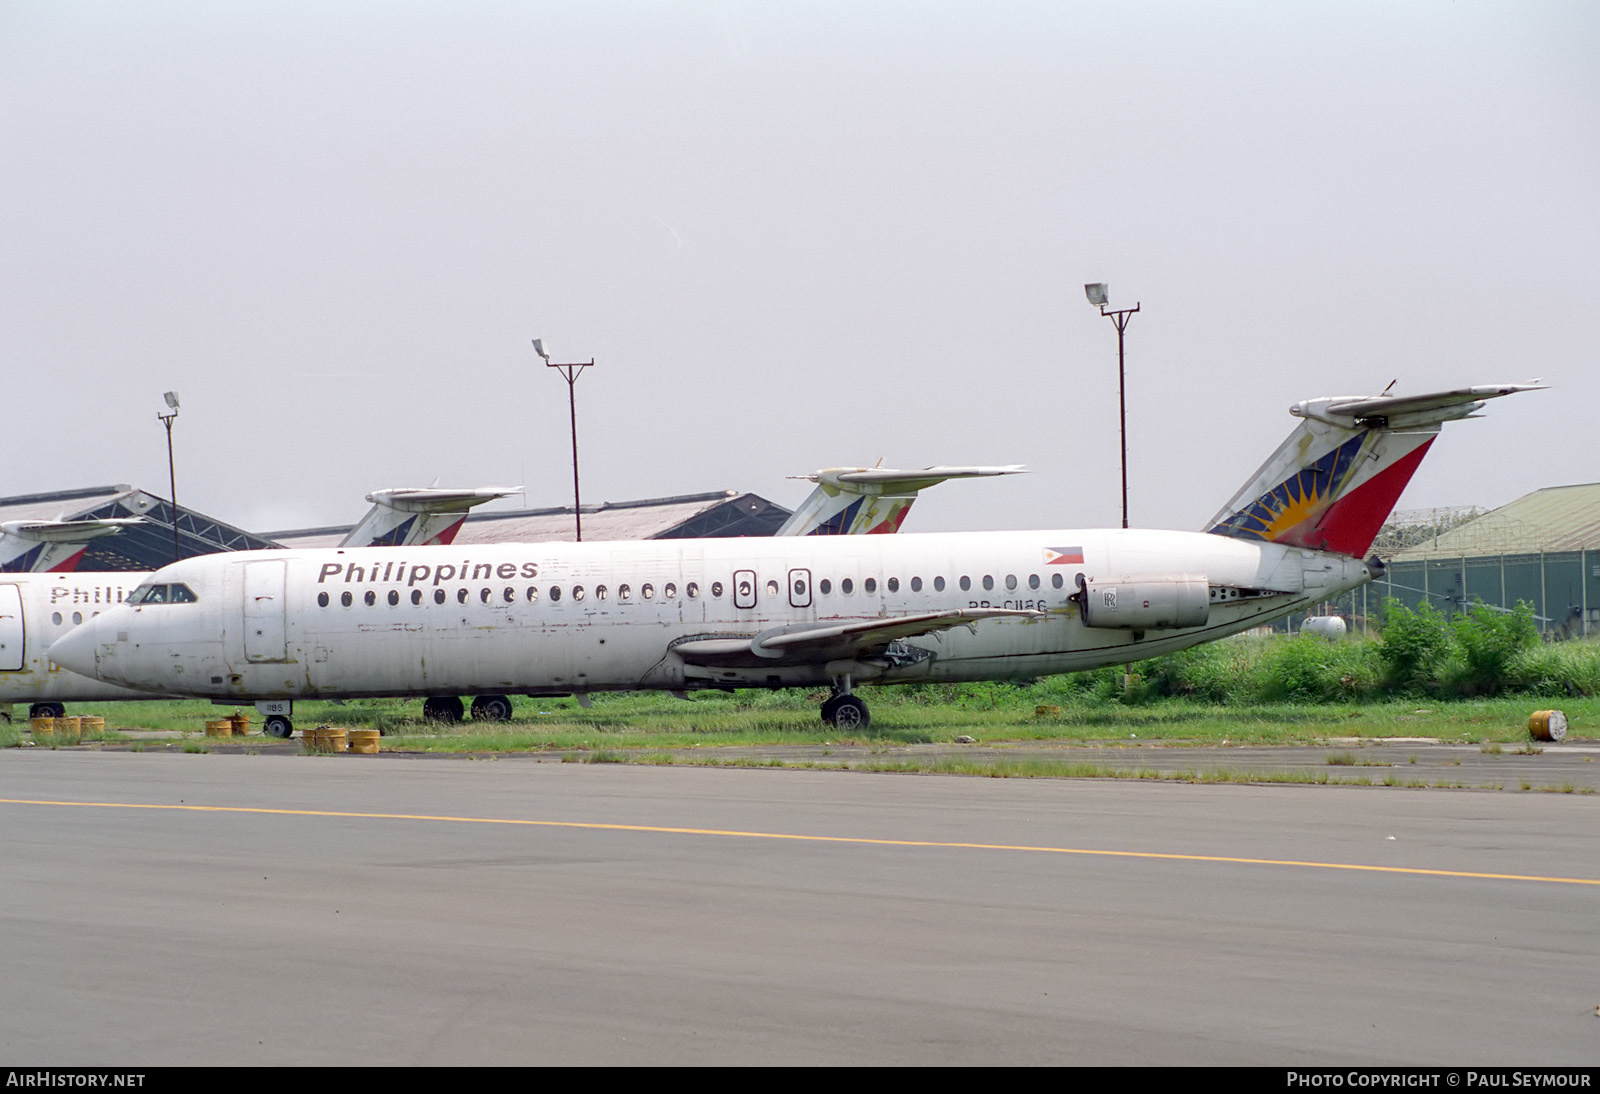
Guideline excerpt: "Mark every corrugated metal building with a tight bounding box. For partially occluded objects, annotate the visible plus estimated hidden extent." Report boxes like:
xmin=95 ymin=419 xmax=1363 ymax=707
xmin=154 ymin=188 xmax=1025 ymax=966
xmin=0 ymin=485 xmax=279 ymax=571
xmin=264 ymin=491 xmax=792 ymax=549
xmin=1314 ymin=483 xmax=1600 ymax=638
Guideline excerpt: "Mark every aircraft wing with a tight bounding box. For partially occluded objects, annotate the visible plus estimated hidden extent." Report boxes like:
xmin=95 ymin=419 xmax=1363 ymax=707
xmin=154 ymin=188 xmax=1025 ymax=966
xmin=673 ymin=607 xmax=1042 ymax=668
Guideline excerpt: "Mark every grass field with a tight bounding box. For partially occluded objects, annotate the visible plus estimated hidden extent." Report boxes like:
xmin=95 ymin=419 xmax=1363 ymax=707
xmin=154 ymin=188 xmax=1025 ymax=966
xmin=5 ymin=687 xmax=1589 ymax=754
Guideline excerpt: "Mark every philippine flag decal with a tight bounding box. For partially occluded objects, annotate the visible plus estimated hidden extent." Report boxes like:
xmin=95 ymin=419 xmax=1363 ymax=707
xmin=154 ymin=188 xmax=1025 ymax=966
xmin=1044 ymin=546 xmax=1084 ymax=565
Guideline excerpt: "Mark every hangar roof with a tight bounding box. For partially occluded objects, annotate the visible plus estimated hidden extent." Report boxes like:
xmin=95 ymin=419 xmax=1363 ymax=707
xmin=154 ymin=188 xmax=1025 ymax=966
xmin=266 ymin=490 xmax=791 ymax=549
xmin=0 ymin=485 xmax=279 ymax=571
xmin=1390 ymin=483 xmax=1600 ymax=559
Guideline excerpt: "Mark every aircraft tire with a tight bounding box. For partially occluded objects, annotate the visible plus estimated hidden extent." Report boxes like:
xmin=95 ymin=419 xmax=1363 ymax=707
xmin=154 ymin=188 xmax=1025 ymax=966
xmin=423 ymin=696 xmax=464 ymax=724
xmin=470 ymin=694 xmax=513 ymax=722
xmin=264 ymin=715 xmax=293 ymax=739
xmin=30 ymin=702 xmax=66 ymax=719
xmin=822 ymin=695 xmax=869 ymax=730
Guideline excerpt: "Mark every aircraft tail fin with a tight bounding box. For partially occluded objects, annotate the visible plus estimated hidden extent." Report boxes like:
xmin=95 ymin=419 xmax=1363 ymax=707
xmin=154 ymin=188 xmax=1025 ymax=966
xmin=1205 ymin=384 xmax=1540 ymax=557
xmin=339 ymin=487 xmax=518 ymax=549
xmin=0 ymin=518 xmax=142 ymax=573
xmin=776 ymin=466 xmax=1026 ymax=536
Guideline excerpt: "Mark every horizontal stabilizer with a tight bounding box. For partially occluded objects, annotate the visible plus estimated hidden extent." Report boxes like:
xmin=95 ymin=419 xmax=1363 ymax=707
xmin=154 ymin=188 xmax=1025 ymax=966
xmin=363 ymin=487 xmax=521 ymax=513
xmin=0 ymin=517 xmax=142 ymax=543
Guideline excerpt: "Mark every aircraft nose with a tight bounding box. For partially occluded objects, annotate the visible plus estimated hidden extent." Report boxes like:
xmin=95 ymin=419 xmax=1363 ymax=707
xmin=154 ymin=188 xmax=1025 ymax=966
xmin=48 ymin=618 xmax=102 ymax=678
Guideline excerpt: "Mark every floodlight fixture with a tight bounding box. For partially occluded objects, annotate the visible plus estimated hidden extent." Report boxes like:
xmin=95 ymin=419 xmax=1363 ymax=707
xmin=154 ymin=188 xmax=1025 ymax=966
xmin=1082 ymin=284 xmax=1141 ymax=528
xmin=533 ymin=338 xmax=596 ymax=541
xmin=156 ymin=390 xmax=182 ymax=562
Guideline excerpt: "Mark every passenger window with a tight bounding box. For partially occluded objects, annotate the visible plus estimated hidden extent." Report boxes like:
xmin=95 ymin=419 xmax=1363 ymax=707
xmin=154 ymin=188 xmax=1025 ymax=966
xmin=51 ymin=612 xmax=62 ymax=625
xmin=887 ymin=577 xmax=899 ymax=593
xmin=480 ymin=588 xmax=491 ymax=604
xmin=1052 ymin=573 xmax=1064 ymax=589
xmin=665 ymin=582 xmax=677 ymax=598
xmin=911 ymin=576 xmax=922 ymax=592
xmin=318 ymin=592 xmax=329 ymax=607
xmin=687 ymin=582 xmax=699 ymax=598
xmin=366 ymin=591 xmax=377 ymax=606
xmin=765 ymin=579 xmax=779 ymax=598
xmin=412 ymin=590 xmax=423 ymax=605
xmin=959 ymin=576 xmax=971 ymax=592
xmin=72 ymin=612 xmax=82 ymax=625
xmin=643 ymin=583 xmax=655 ymax=600
xmin=864 ymin=577 xmax=877 ymax=594
xmin=596 ymin=585 xmax=608 ymax=600
xmin=341 ymin=592 xmax=353 ymax=607
xmin=550 ymin=586 xmax=562 ymax=602
xmin=573 ymin=585 xmax=586 ymax=601
xmin=1005 ymin=574 xmax=1016 ymax=591
xmin=503 ymin=588 xmax=514 ymax=603
xmin=458 ymin=589 xmax=469 ymax=604
xmin=711 ymin=581 xmax=724 ymax=598
xmin=389 ymin=590 xmax=400 ymax=606
xmin=982 ymin=575 xmax=994 ymax=592
xmin=435 ymin=589 xmax=446 ymax=605
xmin=820 ymin=579 xmax=832 ymax=595
xmin=527 ymin=586 xmax=539 ymax=602
xmin=934 ymin=576 xmax=946 ymax=592
xmin=1028 ymin=574 xmax=1040 ymax=590
xmin=841 ymin=578 xmax=854 ymax=595
xmin=619 ymin=584 xmax=631 ymax=600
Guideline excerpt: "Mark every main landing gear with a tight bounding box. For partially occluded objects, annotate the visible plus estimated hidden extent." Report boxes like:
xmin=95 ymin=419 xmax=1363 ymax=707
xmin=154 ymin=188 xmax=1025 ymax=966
xmin=421 ymin=694 xmax=514 ymax=723
xmin=820 ymin=675 xmax=870 ymax=730
xmin=264 ymin=715 xmax=293 ymax=739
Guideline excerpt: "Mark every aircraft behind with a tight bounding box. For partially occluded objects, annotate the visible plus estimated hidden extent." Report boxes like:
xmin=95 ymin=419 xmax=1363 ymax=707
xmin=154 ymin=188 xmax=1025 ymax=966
xmin=49 ymin=383 xmax=1539 ymax=736
xmin=0 ymin=518 xmax=143 ymax=574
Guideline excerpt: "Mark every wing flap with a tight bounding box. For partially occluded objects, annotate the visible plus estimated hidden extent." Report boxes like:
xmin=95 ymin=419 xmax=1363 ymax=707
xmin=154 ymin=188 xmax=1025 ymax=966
xmin=673 ymin=608 xmax=1042 ymax=668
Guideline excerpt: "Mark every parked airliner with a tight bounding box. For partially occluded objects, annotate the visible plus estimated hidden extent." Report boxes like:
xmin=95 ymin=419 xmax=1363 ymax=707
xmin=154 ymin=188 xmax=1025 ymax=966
xmin=50 ymin=384 xmax=1537 ymax=736
xmin=3 ymin=468 xmax=993 ymax=722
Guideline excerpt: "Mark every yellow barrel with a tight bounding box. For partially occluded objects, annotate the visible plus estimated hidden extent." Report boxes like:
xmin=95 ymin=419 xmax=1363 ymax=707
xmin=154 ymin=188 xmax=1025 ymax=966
xmin=1529 ymin=710 xmax=1568 ymax=742
xmin=30 ymin=716 xmax=55 ymax=736
xmin=229 ymin=713 xmax=251 ymax=736
xmin=205 ymin=719 xmax=234 ymax=737
xmin=324 ymin=727 xmax=348 ymax=753
xmin=347 ymin=729 xmax=380 ymax=755
xmin=80 ymin=716 xmax=105 ymax=734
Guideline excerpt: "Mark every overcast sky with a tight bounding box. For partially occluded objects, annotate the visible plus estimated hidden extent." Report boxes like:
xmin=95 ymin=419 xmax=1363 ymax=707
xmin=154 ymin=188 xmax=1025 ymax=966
xmin=3 ymin=1 xmax=1595 ymax=537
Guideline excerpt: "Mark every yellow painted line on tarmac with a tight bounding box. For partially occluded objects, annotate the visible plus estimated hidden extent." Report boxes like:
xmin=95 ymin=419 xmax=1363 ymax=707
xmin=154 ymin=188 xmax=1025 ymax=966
xmin=4 ymin=796 xmax=1599 ymax=886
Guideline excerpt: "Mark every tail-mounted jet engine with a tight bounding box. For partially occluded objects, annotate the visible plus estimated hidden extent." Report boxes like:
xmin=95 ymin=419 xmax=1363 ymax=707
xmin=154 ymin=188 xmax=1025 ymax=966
xmin=1072 ymin=573 xmax=1210 ymax=630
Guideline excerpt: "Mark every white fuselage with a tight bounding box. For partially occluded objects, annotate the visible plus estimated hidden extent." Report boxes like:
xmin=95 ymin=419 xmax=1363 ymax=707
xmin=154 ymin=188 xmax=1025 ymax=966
xmin=51 ymin=529 xmax=1371 ymax=702
xmin=0 ymin=574 xmax=152 ymax=709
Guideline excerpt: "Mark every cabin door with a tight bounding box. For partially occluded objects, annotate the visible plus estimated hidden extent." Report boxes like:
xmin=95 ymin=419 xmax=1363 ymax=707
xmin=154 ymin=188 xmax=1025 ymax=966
xmin=243 ymin=560 xmax=288 ymax=663
xmin=0 ymin=585 xmax=22 ymax=671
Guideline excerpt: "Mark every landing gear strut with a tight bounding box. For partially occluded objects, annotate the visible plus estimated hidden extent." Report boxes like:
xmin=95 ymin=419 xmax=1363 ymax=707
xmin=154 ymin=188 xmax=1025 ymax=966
xmin=422 ymin=695 xmax=464 ymax=723
xmin=820 ymin=675 xmax=870 ymax=730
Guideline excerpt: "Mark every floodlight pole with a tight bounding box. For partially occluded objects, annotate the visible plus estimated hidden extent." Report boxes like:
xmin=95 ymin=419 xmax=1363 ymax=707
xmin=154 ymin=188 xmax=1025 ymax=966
xmin=535 ymin=343 xmax=594 ymax=541
xmin=1098 ymin=302 xmax=1140 ymax=529
xmin=157 ymin=404 xmax=180 ymax=562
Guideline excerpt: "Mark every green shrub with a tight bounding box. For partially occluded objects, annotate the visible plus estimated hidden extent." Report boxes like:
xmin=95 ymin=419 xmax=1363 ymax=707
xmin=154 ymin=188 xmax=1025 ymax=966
xmin=1376 ymin=599 xmax=1453 ymax=690
xmin=1448 ymin=602 xmax=1540 ymax=695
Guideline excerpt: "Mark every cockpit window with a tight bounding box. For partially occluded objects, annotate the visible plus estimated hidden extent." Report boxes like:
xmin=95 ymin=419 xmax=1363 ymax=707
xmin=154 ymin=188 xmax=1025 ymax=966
xmin=133 ymin=583 xmax=199 ymax=605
